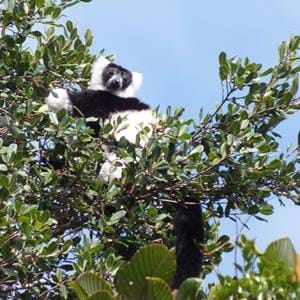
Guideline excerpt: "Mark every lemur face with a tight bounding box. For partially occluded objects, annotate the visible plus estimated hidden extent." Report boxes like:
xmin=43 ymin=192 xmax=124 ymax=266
xmin=102 ymin=63 xmax=133 ymax=91
xmin=88 ymin=56 xmax=143 ymax=98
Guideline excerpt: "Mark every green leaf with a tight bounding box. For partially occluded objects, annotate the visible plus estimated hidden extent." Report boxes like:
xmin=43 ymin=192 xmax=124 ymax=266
xmin=0 ymin=175 xmax=9 ymax=187
xmin=259 ymin=204 xmax=273 ymax=215
xmin=176 ymin=278 xmax=203 ymax=300
xmin=85 ymin=28 xmax=93 ymax=46
xmin=219 ymin=51 xmax=227 ymax=66
xmin=264 ymin=238 xmax=297 ymax=274
xmin=52 ymin=7 xmax=61 ymax=19
xmin=288 ymin=36 xmax=300 ymax=51
xmin=178 ymin=132 xmax=191 ymax=140
xmin=68 ymin=282 xmax=88 ymax=300
xmin=290 ymin=75 xmax=299 ymax=96
xmin=240 ymin=119 xmax=249 ymax=129
xmin=66 ymin=20 xmax=73 ymax=33
xmin=46 ymin=26 xmax=55 ymax=38
xmin=268 ymin=158 xmax=282 ymax=170
xmin=174 ymin=107 xmax=185 ymax=117
xmin=190 ymin=145 xmax=204 ymax=156
xmin=71 ymin=272 xmax=114 ymax=298
xmin=40 ymin=241 xmax=58 ymax=257
xmin=7 ymin=0 xmax=16 ymax=11
xmin=70 ymin=28 xmax=78 ymax=41
xmin=108 ymin=210 xmax=127 ymax=225
xmin=36 ymin=0 xmax=44 ymax=9
xmin=145 ymin=277 xmax=173 ymax=300
xmin=0 ymin=187 xmax=10 ymax=201
xmin=2 ymin=268 xmax=18 ymax=277
xmin=278 ymin=41 xmax=287 ymax=61
xmin=291 ymin=65 xmax=300 ymax=74
xmin=219 ymin=65 xmax=229 ymax=80
xmin=229 ymin=120 xmax=241 ymax=135
xmin=260 ymin=67 xmax=273 ymax=77
xmin=88 ymin=291 xmax=116 ymax=300
xmin=116 ymin=244 xmax=176 ymax=300
xmin=220 ymin=142 xmax=230 ymax=158
xmin=0 ymin=164 xmax=8 ymax=172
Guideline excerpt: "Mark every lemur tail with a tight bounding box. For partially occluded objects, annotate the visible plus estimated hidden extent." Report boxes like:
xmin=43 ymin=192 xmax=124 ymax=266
xmin=172 ymin=201 xmax=204 ymax=289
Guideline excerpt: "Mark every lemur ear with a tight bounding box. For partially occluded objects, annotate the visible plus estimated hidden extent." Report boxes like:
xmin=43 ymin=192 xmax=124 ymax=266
xmin=131 ymin=72 xmax=143 ymax=93
xmin=88 ymin=55 xmax=111 ymax=90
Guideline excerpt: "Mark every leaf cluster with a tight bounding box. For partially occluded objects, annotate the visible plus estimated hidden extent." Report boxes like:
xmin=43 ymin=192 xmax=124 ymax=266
xmin=0 ymin=0 xmax=299 ymax=298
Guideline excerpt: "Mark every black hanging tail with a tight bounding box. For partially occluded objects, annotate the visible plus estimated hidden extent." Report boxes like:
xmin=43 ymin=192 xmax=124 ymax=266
xmin=172 ymin=200 xmax=204 ymax=289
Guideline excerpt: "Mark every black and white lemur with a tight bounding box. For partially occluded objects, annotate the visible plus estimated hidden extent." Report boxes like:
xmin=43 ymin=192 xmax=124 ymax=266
xmin=45 ymin=56 xmax=204 ymax=289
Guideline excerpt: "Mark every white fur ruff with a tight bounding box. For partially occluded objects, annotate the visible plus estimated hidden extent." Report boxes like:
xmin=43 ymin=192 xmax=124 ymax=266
xmin=45 ymin=88 xmax=72 ymax=112
xmin=88 ymin=56 xmax=111 ymax=91
xmin=99 ymin=109 xmax=157 ymax=182
xmin=110 ymin=109 xmax=157 ymax=146
xmin=88 ymin=56 xmax=143 ymax=97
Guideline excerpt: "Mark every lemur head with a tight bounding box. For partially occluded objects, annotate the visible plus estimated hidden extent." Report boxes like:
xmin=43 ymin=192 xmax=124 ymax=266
xmin=88 ymin=56 xmax=143 ymax=97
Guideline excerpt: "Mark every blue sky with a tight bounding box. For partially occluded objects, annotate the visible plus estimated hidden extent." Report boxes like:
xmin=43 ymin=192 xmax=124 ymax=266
xmin=66 ymin=0 xmax=300 ymax=278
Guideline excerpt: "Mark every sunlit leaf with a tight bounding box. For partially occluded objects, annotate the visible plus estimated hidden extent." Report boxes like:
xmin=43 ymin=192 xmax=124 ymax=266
xmin=264 ymin=238 xmax=297 ymax=274
xmin=116 ymin=244 xmax=176 ymax=300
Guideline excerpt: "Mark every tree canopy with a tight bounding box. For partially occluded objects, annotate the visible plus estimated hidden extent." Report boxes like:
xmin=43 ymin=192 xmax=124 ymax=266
xmin=0 ymin=0 xmax=299 ymax=299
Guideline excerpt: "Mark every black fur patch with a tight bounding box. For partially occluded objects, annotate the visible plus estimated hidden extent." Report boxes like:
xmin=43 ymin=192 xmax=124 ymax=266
xmin=68 ymin=90 xmax=150 ymax=134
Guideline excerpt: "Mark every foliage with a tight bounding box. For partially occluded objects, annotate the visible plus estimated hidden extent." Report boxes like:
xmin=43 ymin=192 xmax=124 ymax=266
xmin=263 ymin=237 xmax=297 ymax=275
xmin=70 ymin=240 xmax=300 ymax=300
xmin=0 ymin=0 xmax=299 ymax=298
xmin=208 ymin=236 xmax=300 ymax=299
xmin=70 ymin=244 xmax=203 ymax=300
xmin=70 ymin=272 xmax=116 ymax=300
xmin=115 ymin=244 xmax=176 ymax=299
